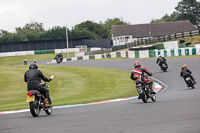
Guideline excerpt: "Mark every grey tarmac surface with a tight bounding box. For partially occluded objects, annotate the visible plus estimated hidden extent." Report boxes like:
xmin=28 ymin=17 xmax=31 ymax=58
xmin=1 ymin=57 xmax=200 ymax=133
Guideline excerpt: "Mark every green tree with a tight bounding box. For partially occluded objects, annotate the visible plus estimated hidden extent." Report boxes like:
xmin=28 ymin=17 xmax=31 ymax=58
xmin=150 ymin=12 xmax=179 ymax=23
xmin=175 ymin=0 xmax=200 ymax=28
xmin=14 ymin=22 xmax=45 ymax=41
xmin=44 ymin=26 xmax=66 ymax=39
xmin=151 ymin=0 xmax=200 ymax=29
xmin=69 ymin=28 xmax=96 ymax=39
xmin=103 ymin=18 xmax=129 ymax=39
xmin=74 ymin=21 xmax=104 ymax=39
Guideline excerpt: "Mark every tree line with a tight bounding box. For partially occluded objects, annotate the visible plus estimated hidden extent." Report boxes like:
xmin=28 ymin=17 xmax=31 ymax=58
xmin=151 ymin=0 xmax=200 ymax=29
xmin=0 ymin=18 xmax=128 ymax=42
xmin=0 ymin=0 xmax=199 ymax=43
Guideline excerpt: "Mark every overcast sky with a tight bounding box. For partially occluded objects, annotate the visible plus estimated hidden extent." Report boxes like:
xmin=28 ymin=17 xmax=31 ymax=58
xmin=0 ymin=0 xmax=181 ymax=32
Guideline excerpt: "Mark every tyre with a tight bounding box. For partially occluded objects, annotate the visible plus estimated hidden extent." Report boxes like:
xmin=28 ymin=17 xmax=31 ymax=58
xmin=141 ymin=93 xmax=148 ymax=103
xmin=45 ymin=98 xmax=52 ymax=115
xmin=151 ymin=94 xmax=156 ymax=102
xmin=162 ymin=63 xmax=168 ymax=72
xmin=187 ymin=80 xmax=193 ymax=88
xmin=29 ymin=98 xmax=40 ymax=117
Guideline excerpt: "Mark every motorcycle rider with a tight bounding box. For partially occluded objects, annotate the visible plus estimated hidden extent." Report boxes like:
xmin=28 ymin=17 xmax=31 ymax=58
xmin=55 ymin=53 xmax=63 ymax=62
xmin=24 ymin=63 xmax=53 ymax=107
xmin=180 ymin=65 xmax=197 ymax=87
xmin=24 ymin=59 xmax=27 ymax=65
xmin=156 ymin=55 xmax=167 ymax=70
xmin=130 ymin=61 xmax=156 ymax=99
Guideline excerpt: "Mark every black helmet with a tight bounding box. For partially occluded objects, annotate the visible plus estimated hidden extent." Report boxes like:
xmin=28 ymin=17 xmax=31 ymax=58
xmin=29 ymin=63 xmax=38 ymax=69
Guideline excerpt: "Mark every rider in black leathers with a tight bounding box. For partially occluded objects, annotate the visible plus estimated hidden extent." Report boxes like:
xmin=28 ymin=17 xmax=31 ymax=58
xmin=54 ymin=53 xmax=63 ymax=62
xmin=156 ymin=55 xmax=167 ymax=69
xmin=24 ymin=63 xmax=52 ymax=107
xmin=180 ymin=65 xmax=197 ymax=87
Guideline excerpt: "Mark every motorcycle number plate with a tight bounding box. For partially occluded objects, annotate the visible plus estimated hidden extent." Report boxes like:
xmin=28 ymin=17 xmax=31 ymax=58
xmin=26 ymin=95 xmax=35 ymax=102
xmin=186 ymin=77 xmax=191 ymax=81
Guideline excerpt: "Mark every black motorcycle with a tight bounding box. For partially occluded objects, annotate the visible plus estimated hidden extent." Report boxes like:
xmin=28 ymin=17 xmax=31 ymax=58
xmin=56 ymin=57 xmax=63 ymax=64
xmin=135 ymin=75 xmax=156 ymax=103
xmin=185 ymin=75 xmax=195 ymax=89
xmin=26 ymin=81 xmax=53 ymax=117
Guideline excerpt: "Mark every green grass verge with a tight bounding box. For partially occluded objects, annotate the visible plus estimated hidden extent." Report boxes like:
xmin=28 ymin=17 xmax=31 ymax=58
xmin=0 ymin=53 xmax=74 ymax=66
xmin=0 ymin=65 xmax=136 ymax=112
xmin=0 ymin=54 xmax=136 ymax=112
xmin=180 ymin=35 xmax=200 ymax=44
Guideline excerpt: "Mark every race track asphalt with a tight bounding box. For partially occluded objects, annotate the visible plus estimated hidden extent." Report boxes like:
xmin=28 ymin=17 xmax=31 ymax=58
xmin=0 ymin=57 xmax=200 ymax=133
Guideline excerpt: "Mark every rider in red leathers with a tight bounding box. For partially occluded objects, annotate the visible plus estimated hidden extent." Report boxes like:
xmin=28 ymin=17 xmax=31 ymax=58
xmin=130 ymin=61 xmax=156 ymax=99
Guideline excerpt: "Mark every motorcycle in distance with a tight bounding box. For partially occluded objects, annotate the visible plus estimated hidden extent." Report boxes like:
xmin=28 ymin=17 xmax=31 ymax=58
xmin=56 ymin=57 xmax=63 ymax=64
xmin=159 ymin=62 xmax=168 ymax=72
xmin=135 ymin=75 xmax=156 ymax=103
xmin=26 ymin=75 xmax=54 ymax=117
xmin=185 ymin=75 xmax=195 ymax=89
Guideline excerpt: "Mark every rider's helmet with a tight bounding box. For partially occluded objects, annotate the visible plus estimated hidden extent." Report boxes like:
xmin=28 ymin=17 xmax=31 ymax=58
xmin=182 ymin=65 xmax=187 ymax=69
xmin=134 ymin=61 xmax=141 ymax=68
xmin=29 ymin=63 xmax=38 ymax=69
xmin=159 ymin=54 xmax=162 ymax=57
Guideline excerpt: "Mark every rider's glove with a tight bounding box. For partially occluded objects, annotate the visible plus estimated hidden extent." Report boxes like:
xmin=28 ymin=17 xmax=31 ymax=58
xmin=50 ymin=75 xmax=54 ymax=80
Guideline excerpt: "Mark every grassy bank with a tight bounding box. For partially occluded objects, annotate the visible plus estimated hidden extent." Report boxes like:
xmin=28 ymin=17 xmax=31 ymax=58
xmin=0 ymin=54 xmax=136 ymax=112
xmin=0 ymin=52 xmax=74 ymax=66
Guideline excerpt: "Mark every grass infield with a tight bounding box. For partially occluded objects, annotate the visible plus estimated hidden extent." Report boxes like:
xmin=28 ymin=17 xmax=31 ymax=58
xmin=0 ymin=54 xmax=136 ymax=112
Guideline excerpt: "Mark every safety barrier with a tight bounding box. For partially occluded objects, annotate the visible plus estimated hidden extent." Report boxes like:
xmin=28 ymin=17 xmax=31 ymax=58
xmin=50 ymin=46 xmax=199 ymax=63
xmin=0 ymin=48 xmax=79 ymax=57
xmin=0 ymin=51 xmax=34 ymax=57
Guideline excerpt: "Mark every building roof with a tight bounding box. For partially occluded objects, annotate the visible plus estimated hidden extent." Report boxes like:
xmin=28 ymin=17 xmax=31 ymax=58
xmin=112 ymin=21 xmax=197 ymax=38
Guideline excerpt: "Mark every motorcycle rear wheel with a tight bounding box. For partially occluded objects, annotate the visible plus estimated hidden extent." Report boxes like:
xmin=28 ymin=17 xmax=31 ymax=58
xmin=45 ymin=98 xmax=52 ymax=115
xmin=29 ymin=99 xmax=40 ymax=117
xmin=151 ymin=94 xmax=156 ymax=102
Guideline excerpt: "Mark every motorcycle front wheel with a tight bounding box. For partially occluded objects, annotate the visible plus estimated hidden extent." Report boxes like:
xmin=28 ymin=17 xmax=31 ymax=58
xmin=29 ymin=98 xmax=40 ymax=117
xmin=141 ymin=93 xmax=148 ymax=103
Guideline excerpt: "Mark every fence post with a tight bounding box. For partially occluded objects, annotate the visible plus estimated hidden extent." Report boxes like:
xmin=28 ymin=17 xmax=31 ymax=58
xmin=163 ymin=36 xmax=166 ymax=42
xmin=182 ymin=32 xmax=184 ymax=38
xmin=190 ymin=31 xmax=192 ymax=37
xmin=137 ymin=40 xmax=140 ymax=46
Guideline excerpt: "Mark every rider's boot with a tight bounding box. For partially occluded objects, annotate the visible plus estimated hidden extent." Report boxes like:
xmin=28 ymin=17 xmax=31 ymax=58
xmin=44 ymin=98 xmax=52 ymax=107
xmin=149 ymin=82 xmax=156 ymax=94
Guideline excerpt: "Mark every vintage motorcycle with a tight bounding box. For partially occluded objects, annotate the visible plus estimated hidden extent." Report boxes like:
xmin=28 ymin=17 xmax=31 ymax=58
xmin=26 ymin=76 xmax=54 ymax=117
xmin=135 ymin=75 xmax=156 ymax=103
